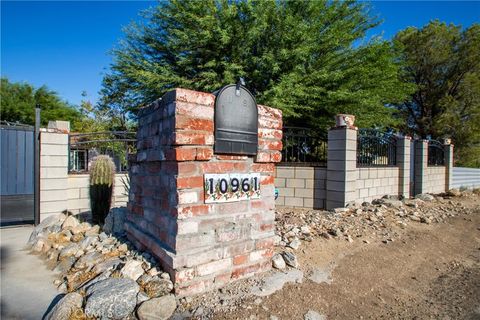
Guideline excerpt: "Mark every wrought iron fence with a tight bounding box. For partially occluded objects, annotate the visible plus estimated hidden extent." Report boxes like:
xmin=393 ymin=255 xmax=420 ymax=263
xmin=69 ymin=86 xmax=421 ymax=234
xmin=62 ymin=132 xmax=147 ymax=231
xmin=281 ymin=127 xmax=327 ymax=165
xmin=428 ymin=140 xmax=445 ymax=166
xmin=357 ymin=129 xmax=397 ymax=167
xmin=68 ymin=131 xmax=136 ymax=173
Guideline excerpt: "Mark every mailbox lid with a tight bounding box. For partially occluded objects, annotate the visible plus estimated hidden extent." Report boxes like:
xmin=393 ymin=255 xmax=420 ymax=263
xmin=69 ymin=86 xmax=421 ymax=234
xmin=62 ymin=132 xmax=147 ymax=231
xmin=214 ymin=84 xmax=258 ymax=155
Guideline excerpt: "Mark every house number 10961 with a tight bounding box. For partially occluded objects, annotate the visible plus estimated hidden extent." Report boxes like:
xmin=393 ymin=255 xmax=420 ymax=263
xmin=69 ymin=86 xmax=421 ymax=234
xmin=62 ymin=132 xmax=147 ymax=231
xmin=204 ymin=173 xmax=261 ymax=203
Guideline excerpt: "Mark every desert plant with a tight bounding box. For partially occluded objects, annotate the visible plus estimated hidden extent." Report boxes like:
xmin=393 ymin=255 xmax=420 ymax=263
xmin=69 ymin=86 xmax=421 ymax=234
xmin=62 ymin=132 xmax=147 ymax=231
xmin=89 ymin=155 xmax=116 ymax=224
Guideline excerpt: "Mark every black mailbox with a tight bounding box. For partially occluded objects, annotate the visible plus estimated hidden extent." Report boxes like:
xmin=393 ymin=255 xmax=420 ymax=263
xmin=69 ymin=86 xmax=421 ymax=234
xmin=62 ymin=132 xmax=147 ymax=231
xmin=214 ymin=84 xmax=258 ymax=155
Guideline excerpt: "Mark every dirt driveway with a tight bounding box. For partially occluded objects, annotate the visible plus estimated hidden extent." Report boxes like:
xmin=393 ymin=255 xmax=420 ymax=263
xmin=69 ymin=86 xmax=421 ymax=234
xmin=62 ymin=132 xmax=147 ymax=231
xmin=212 ymin=200 xmax=480 ymax=319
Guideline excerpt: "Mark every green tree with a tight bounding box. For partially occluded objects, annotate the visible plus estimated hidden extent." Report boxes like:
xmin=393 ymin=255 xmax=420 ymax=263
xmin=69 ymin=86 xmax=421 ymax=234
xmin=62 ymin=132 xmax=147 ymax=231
xmin=0 ymin=77 xmax=83 ymax=129
xmin=394 ymin=21 xmax=480 ymax=167
xmin=101 ymin=0 xmax=411 ymax=130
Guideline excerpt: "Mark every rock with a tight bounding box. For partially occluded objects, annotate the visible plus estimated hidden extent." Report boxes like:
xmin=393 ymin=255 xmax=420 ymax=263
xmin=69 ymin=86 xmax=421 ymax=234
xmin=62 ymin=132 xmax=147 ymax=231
xmin=62 ymin=215 xmax=80 ymax=229
xmin=79 ymin=236 xmax=97 ymax=250
xmin=447 ymin=189 xmax=461 ymax=197
xmin=300 ymin=226 xmax=311 ymax=235
xmin=272 ymin=254 xmax=286 ymax=270
xmin=75 ymin=251 xmax=104 ymax=269
xmin=71 ymin=222 xmax=91 ymax=235
xmin=59 ymin=243 xmax=80 ymax=259
xmin=44 ymin=292 xmax=83 ymax=320
xmin=93 ymin=258 xmax=122 ymax=274
xmin=160 ymin=272 xmax=171 ymax=280
xmin=137 ymin=294 xmax=177 ymax=320
xmin=121 ymin=260 xmax=144 ymax=281
xmin=420 ymin=216 xmax=432 ymax=224
xmin=85 ymin=278 xmax=139 ymax=319
xmin=273 ymin=235 xmax=282 ymax=245
xmin=251 ymin=269 xmax=303 ymax=296
xmin=147 ymin=267 xmax=160 ymax=277
xmin=383 ymin=199 xmax=403 ymax=208
xmin=85 ymin=225 xmax=100 ymax=237
xmin=304 ymin=310 xmax=326 ymax=320
xmin=137 ymin=291 xmax=150 ymax=304
xmin=118 ymin=243 xmax=128 ymax=253
xmin=103 ymin=207 xmax=127 ymax=235
xmin=333 ymin=207 xmax=347 ymax=213
xmin=288 ymin=238 xmax=301 ymax=250
xmin=416 ymin=193 xmax=435 ymax=201
xmin=144 ymin=278 xmax=174 ymax=298
xmin=32 ymin=237 xmax=49 ymax=253
xmin=54 ymin=256 xmax=77 ymax=274
xmin=27 ymin=213 xmax=66 ymax=246
xmin=282 ymin=252 xmax=299 ymax=268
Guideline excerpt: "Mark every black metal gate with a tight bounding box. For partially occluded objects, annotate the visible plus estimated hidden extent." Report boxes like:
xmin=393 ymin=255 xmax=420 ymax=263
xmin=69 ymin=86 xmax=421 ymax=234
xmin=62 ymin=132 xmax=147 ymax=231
xmin=0 ymin=121 xmax=35 ymax=225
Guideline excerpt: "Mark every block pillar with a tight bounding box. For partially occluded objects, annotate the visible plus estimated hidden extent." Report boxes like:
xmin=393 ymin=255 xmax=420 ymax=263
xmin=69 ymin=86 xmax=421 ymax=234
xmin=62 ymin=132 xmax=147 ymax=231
xmin=125 ymin=88 xmax=282 ymax=296
xmin=413 ymin=139 xmax=428 ymax=195
xmin=39 ymin=121 xmax=70 ymax=221
xmin=396 ymin=135 xmax=411 ymax=198
xmin=444 ymin=143 xmax=454 ymax=191
xmin=326 ymin=116 xmax=358 ymax=210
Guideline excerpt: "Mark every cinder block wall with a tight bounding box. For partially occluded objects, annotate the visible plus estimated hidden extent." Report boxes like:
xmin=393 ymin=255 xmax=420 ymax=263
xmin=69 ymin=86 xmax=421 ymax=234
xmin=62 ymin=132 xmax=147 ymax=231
xmin=39 ymin=124 xmax=130 ymax=220
xmin=424 ymin=166 xmax=447 ymax=194
xmin=67 ymin=173 xmax=129 ymax=215
xmin=40 ymin=130 xmax=69 ymax=221
xmin=126 ymin=88 xmax=282 ymax=296
xmin=274 ymin=165 xmax=326 ymax=209
xmin=356 ymin=167 xmax=400 ymax=203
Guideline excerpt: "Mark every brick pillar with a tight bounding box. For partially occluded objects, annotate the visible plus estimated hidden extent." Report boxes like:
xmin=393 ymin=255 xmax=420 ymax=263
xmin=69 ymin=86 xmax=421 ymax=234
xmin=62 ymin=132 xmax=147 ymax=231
xmin=396 ymin=135 xmax=411 ymax=198
xmin=125 ymin=88 xmax=282 ymax=296
xmin=444 ymin=143 xmax=454 ymax=191
xmin=326 ymin=120 xmax=358 ymax=210
xmin=413 ymin=139 xmax=428 ymax=195
xmin=40 ymin=121 xmax=70 ymax=221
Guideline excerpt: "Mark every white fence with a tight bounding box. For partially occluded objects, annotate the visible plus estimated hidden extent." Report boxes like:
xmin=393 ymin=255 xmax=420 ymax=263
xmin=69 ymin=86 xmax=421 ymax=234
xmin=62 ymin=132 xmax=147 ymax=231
xmin=452 ymin=167 xmax=480 ymax=189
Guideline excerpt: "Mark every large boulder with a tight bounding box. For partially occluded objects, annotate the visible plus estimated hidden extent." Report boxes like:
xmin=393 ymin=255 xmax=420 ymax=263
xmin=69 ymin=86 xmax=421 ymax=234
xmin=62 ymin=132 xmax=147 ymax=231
xmin=74 ymin=251 xmax=105 ymax=269
xmin=27 ymin=213 xmax=66 ymax=247
xmin=103 ymin=207 xmax=127 ymax=236
xmin=415 ymin=193 xmax=435 ymax=201
xmin=136 ymin=294 xmax=177 ymax=320
xmin=143 ymin=278 xmax=174 ymax=298
xmin=85 ymin=278 xmax=139 ymax=319
xmin=44 ymin=292 xmax=83 ymax=320
xmin=62 ymin=215 xmax=80 ymax=229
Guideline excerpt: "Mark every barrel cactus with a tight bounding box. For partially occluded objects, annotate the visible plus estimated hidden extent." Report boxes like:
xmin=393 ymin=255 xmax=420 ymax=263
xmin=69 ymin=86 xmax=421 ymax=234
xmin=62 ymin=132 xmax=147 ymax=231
xmin=89 ymin=155 xmax=116 ymax=224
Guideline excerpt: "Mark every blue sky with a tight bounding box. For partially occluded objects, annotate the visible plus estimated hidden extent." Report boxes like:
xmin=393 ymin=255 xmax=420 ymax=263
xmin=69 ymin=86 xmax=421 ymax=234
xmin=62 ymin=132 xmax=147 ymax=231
xmin=1 ymin=1 xmax=479 ymax=107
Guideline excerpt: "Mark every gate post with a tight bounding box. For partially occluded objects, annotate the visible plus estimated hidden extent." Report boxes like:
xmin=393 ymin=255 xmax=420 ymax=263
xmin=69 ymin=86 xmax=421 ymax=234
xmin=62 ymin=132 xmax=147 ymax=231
xmin=413 ymin=139 xmax=429 ymax=195
xmin=444 ymin=142 xmax=454 ymax=191
xmin=396 ymin=135 xmax=411 ymax=198
xmin=326 ymin=115 xmax=358 ymax=209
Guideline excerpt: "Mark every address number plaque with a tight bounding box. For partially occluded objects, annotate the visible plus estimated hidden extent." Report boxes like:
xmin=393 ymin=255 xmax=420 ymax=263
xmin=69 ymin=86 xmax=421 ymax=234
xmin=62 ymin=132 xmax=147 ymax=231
xmin=204 ymin=173 xmax=261 ymax=203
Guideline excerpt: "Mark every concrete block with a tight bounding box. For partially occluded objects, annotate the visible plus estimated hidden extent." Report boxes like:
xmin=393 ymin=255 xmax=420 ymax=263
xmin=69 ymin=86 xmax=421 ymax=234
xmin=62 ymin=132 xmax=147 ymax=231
xmin=294 ymin=188 xmax=313 ymax=198
xmin=276 ymin=167 xmax=295 ymax=178
xmin=277 ymin=187 xmax=294 ymax=197
xmin=275 ymin=196 xmax=285 ymax=206
xmin=40 ymin=178 xmax=68 ymax=190
xmin=41 ymin=132 xmax=68 ymax=145
xmin=305 ymin=179 xmax=314 ymax=189
xmin=275 ymin=177 xmax=286 ymax=188
xmin=359 ymin=188 xmax=369 ymax=199
xmin=295 ymin=168 xmax=314 ymax=179
xmin=40 ymin=155 xmax=68 ymax=168
xmin=284 ymin=197 xmax=303 ymax=207
xmin=314 ymin=168 xmax=327 ymax=180
xmin=41 ymin=167 xmax=67 ymax=179
xmin=40 ymin=144 xmax=68 ymax=156
xmin=286 ymin=179 xmax=305 ymax=188
xmin=303 ymin=198 xmax=314 ymax=208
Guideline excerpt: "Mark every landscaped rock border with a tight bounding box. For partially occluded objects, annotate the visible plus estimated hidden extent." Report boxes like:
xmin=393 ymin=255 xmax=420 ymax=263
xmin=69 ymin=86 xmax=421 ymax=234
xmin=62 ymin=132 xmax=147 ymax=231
xmin=28 ymin=208 xmax=176 ymax=320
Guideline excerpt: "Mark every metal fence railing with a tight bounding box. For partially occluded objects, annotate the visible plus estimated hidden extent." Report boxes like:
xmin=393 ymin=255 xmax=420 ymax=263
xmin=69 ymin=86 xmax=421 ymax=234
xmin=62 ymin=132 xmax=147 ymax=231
xmin=357 ymin=129 xmax=397 ymax=167
xmin=68 ymin=131 xmax=136 ymax=173
xmin=427 ymin=140 xmax=445 ymax=166
xmin=281 ymin=127 xmax=327 ymax=165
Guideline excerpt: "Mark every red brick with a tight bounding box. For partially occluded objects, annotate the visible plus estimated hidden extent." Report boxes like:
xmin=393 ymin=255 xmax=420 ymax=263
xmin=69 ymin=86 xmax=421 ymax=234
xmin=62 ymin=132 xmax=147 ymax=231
xmin=196 ymin=147 xmax=213 ymax=160
xmin=175 ymin=280 xmax=207 ymax=297
xmin=233 ymin=254 xmax=249 ymax=265
xmin=173 ymin=131 xmax=207 ymax=145
xmin=177 ymin=204 xmax=213 ymax=218
xmin=258 ymin=117 xmax=282 ymax=130
xmin=259 ymin=139 xmax=283 ymax=151
xmin=146 ymin=162 xmax=162 ymax=174
xmin=251 ymin=163 xmax=275 ymax=173
xmin=258 ymin=128 xmax=282 ymax=140
xmin=177 ymin=162 xmax=198 ymax=176
xmin=176 ymin=116 xmax=214 ymax=132
xmin=257 ymin=104 xmax=283 ymax=120
xmin=261 ymin=175 xmax=275 ymax=185
xmin=174 ymin=268 xmax=196 ymax=283
xmin=175 ymin=88 xmax=215 ymax=107
xmin=255 ymin=237 xmax=275 ymax=250
xmin=200 ymin=162 xmax=235 ymax=173
xmin=231 ymin=262 xmax=261 ymax=280
xmin=176 ymin=176 xmax=204 ymax=189
xmin=166 ymin=147 xmax=197 ymax=161
xmin=270 ymin=151 xmax=282 ymax=162
xmin=175 ymin=102 xmax=214 ymax=120
xmin=255 ymin=151 xmax=271 ymax=162
xmin=260 ymin=223 xmax=274 ymax=231
xmin=214 ymin=272 xmax=232 ymax=287
xmin=215 ymin=155 xmax=248 ymax=160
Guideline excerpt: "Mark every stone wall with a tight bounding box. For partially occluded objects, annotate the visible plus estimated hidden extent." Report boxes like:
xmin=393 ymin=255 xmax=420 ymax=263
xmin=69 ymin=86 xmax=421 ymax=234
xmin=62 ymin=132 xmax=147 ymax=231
xmin=125 ymin=88 xmax=282 ymax=296
xmin=274 ymin=165 xmax=326 ymax=209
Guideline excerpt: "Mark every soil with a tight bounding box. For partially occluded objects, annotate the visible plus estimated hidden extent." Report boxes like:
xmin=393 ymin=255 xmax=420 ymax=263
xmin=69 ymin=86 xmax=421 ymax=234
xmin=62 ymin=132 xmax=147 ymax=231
xmin=203 ymin=195 xmax=480 ymax=320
